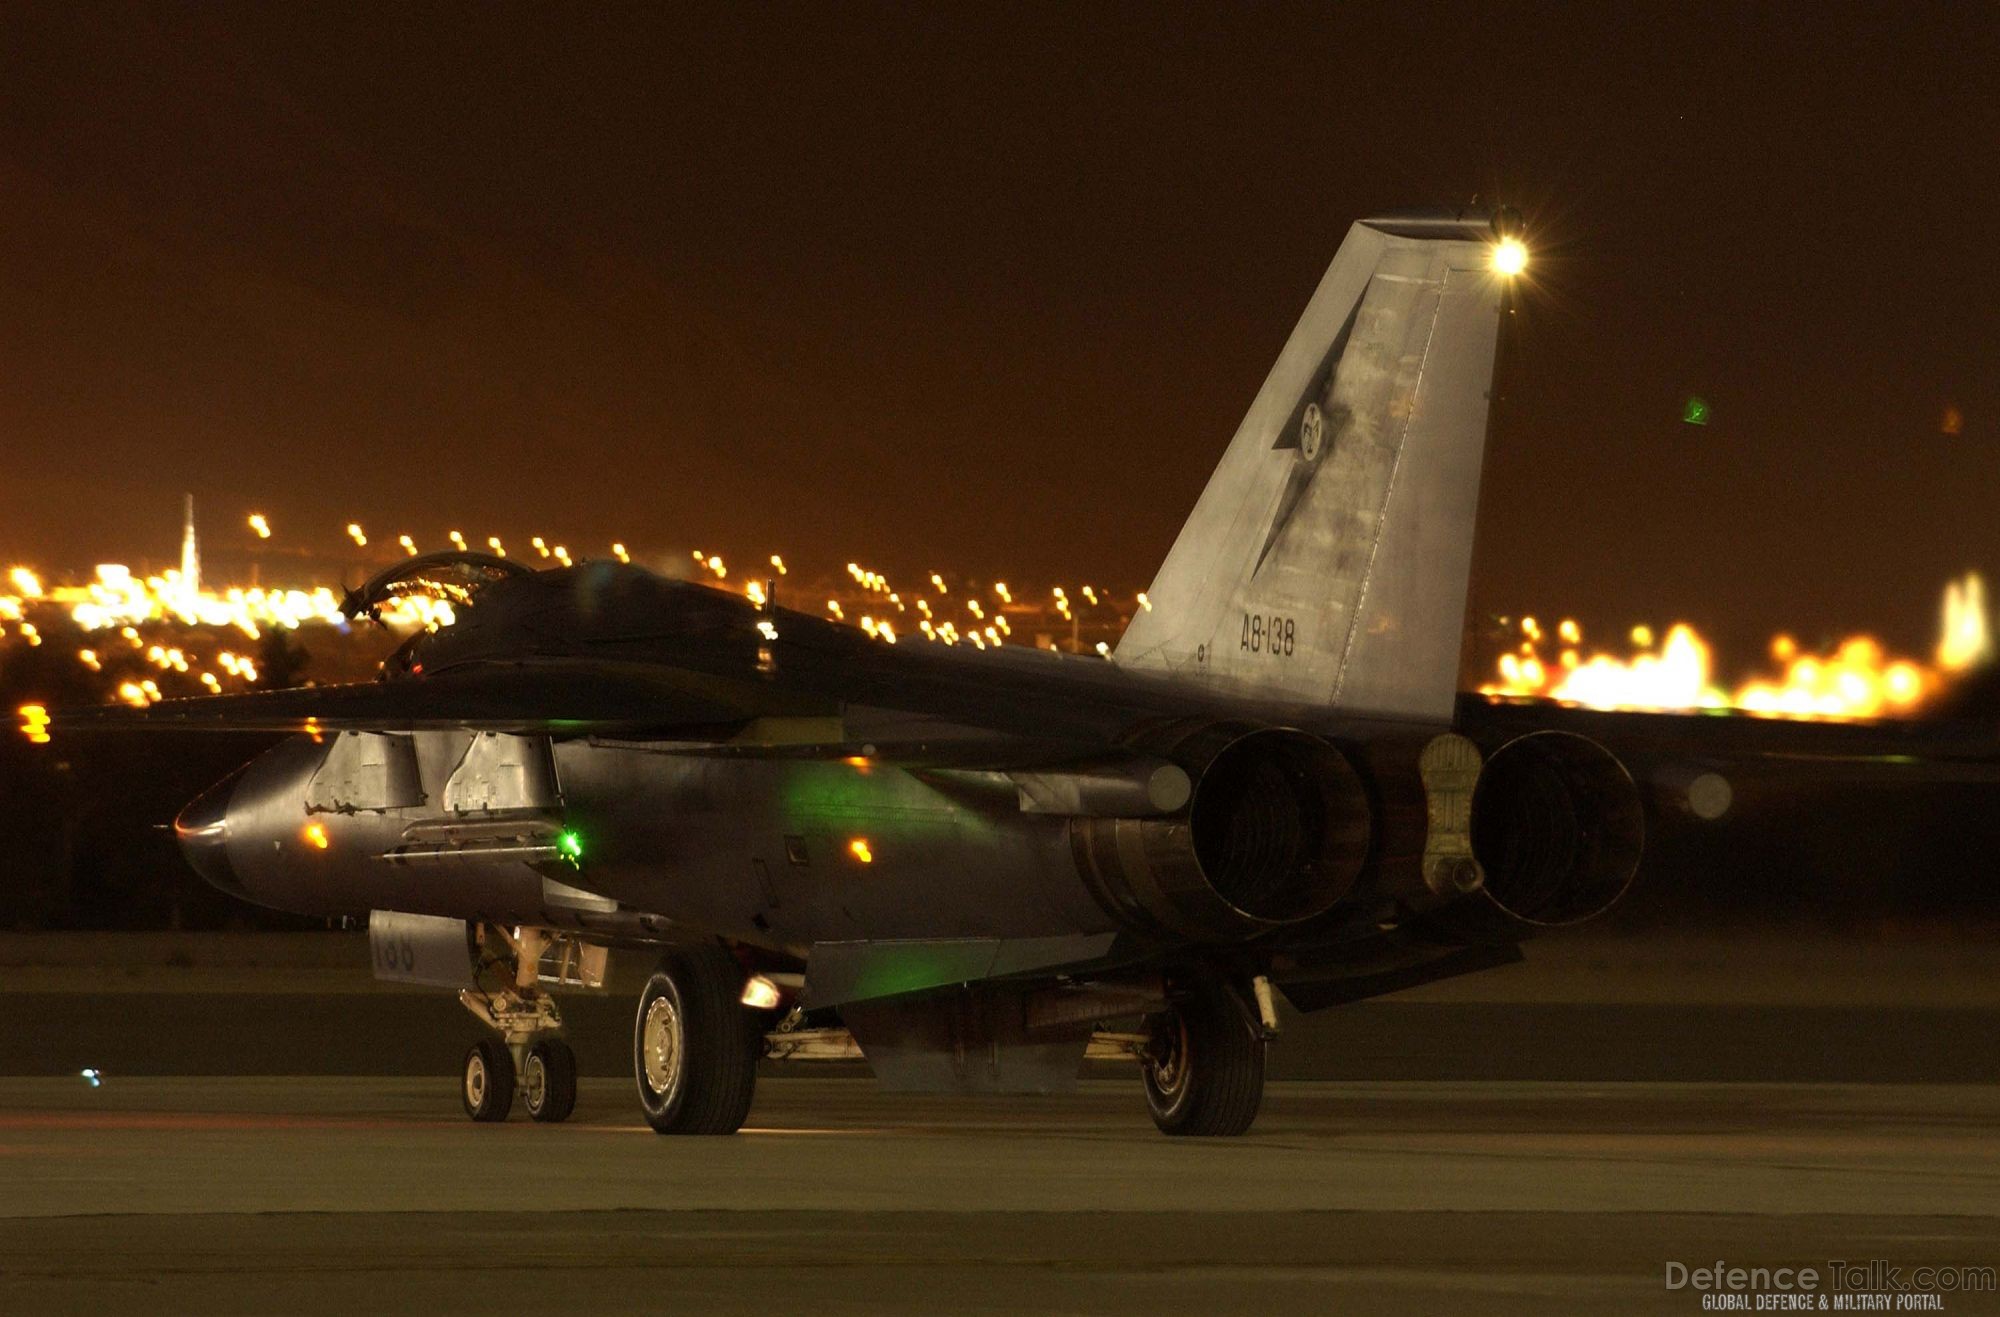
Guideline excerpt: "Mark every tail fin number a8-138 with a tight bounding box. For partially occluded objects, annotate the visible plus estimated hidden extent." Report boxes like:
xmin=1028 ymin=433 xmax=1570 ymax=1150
xmin=1116 ymin=209 xmax=1520 ymax=723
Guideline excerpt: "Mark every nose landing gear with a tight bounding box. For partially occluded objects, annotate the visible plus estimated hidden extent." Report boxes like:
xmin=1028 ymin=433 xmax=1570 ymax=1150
xmin=458 ymin=1030 xmax=577 ymax=1124
xmin=461 ymin=1038 xmax=514 ymax=1122
xmin=521 ymin=1038 xmax=579 ymax=1122
xmin=457 ymin=925 xmax=590 ymax=1124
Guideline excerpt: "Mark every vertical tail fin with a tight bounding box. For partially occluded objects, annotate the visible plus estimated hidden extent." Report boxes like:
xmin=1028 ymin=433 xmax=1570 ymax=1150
xmin=1115 ymin=209 xmax=1517 ymax=722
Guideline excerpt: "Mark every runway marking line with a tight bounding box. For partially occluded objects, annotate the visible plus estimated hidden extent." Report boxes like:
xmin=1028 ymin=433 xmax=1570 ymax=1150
xmin=574 ymin=1124 xmax=884 ymax=1136
xmin=0 ymin=1111 xmax=456 ymax=1133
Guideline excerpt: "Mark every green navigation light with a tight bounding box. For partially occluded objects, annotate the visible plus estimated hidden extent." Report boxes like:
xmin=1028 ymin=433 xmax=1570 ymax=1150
xmin=556 ymin=829 xmax=584 ymax=865
xmin=1682 ymin=396 xmax=1711 ymax=426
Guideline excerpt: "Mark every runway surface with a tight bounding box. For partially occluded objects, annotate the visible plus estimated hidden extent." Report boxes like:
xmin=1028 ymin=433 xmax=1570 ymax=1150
xmin=12 ymin=995 xmax=2000 ymax=1082
xmin=3 ymin=1076 xmax=1998 ymax=1315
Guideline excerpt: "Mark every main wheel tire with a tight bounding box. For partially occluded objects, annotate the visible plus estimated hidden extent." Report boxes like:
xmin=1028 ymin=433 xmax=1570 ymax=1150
xmin=633 ymin=944 xmax=762 ymax=1135
xmin=523 ymin=1039 xmax=578 ymax=1123
xmin=462 ymin=1039 xmax=515 ymax=1123
xmin=1141 ymin=980 xmax=1265 ymax=1137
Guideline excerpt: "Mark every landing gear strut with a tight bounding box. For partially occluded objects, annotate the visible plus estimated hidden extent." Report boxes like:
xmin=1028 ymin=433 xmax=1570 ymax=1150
xmin=633 ymin=944 xmax=763 ymax=1135
xmin=1140 ymin=977 xmax=1267 ymax=1137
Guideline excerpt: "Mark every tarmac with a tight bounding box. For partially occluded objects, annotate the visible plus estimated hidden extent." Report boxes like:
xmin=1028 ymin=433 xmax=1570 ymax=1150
xmin=2 ymin=1077 xmax=1998 ymax=1314
xmin=3 ymin=931 xmax=1998 ymax=1313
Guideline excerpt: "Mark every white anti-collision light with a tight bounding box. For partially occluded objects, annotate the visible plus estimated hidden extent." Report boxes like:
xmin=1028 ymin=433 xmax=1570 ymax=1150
xmin=1491 ymin=237 xmax=1529 ymax=277
xmin=740 ymin=974 xmax=783 ymax=1010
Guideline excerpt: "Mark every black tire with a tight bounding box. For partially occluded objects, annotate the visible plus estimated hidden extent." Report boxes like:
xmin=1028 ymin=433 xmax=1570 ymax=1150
xmin=523 ymin=1039 xmax=578 ymax=1123
xmin=462 ymin=1039 xmax=515 ymax=1123
xmin=1141 ymin=980 xmax=1265 ymax=1137
xmin=633 ymin=944 xmax=762 ymax=1135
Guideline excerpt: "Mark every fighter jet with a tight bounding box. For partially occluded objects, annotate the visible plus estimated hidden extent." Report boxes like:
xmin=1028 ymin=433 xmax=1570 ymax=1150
xmin=61 ymin=208 xmax=1642 ymax=1136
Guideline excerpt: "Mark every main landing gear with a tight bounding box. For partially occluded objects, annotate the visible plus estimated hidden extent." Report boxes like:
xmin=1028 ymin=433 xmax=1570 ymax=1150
xmin=633 ymin=944 xmax=765 ymax=1135
xmin=610 ymin=951 xmax=1273 ymax=1137
xmin=1136 ymin=977 xmax=1269 ymax=1137
xmin=612 ymin=950 xmax=1271 ymax=1137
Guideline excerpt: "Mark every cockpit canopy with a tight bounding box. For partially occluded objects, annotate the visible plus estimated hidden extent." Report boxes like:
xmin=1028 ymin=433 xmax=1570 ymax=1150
xmin=340 ymin=552 xmax=532 ymax=624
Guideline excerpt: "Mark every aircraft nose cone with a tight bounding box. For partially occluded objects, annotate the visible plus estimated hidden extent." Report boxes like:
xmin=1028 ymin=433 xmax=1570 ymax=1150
xmin=175 ymin=772 xmax=246 ymax=898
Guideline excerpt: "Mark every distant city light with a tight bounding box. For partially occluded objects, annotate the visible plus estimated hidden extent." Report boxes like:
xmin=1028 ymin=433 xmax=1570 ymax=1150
xmin=1938 ymin=573 xmax=1991 ymax=670
xmin=1482 ymin=572 xmax=1990 ymax=719
xmin=0 ymin=513 xmax=1986 ymax=723
xmin=248 ymin=514 xmax=271 ymax=539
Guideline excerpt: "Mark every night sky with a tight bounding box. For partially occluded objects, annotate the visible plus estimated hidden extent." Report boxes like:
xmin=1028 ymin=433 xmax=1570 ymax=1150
xmin=3 ymin=5 xmax=1995 ymax=669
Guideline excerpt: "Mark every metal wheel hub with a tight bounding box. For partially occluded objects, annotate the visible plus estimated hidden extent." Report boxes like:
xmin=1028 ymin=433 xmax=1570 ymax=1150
xmin=1148 ymin=1016 xmax=1189 ymax=1098
xmin=524 ymin=1053 xmax=547 ymax=1111
xmin=642 ymin=996 xmax=683 ymax=1098
xmin=464 ymin=1053 xmax=488 ymax=1108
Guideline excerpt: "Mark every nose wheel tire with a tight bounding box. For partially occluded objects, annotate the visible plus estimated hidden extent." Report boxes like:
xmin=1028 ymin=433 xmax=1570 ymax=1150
xmin=462 ymin=1039 xmax=515 ymax=1123
xmin=1141 ymin=980 xmax=1265 ymax=1137
xmin=634 ymin=944 xmax=762 ymax=1135
xmin=523 ymin=1039 xmax=578 ymax=1123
